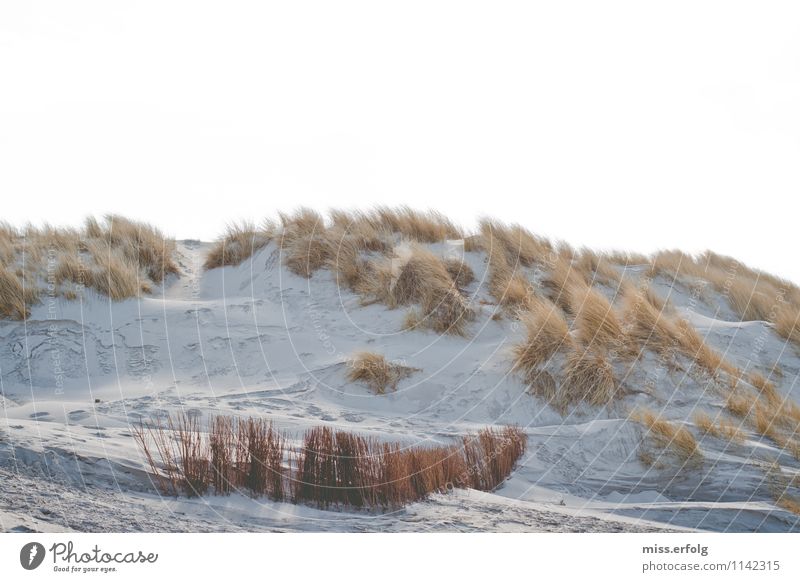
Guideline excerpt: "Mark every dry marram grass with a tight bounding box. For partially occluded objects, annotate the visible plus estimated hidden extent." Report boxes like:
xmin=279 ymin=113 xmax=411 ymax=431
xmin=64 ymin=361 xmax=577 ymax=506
xmin=0 ymin=215 xmax=177 ymax=316
xmin=204 ymin=222 xmax=272 ymax=269
xmin=444 ymin=258 xmax=475 ymax=289
xmin=693 ymin=411 xmax=745 ymax=445
xmin=384 ymin=246 xmax=474 ymax=335
xmin=633 ymin=408 xmax=701 ymax=462
xmin=570 ymin=286 xmax=624 ymax=351
xmin=560 ymin=347 xmax=618 ymax=408
xmin=512 ymin=297 xmax=572 ymax=380
xmin=346 ymin=352 xmax=417 ymax=394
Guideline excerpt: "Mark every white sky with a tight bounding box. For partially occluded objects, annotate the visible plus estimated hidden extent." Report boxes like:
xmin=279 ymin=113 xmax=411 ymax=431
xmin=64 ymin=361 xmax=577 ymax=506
xmin=1 ymin=2 xmax=799 ymax=281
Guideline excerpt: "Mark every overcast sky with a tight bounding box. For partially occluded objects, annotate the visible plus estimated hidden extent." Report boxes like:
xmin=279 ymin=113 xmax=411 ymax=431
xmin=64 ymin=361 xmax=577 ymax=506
xmin=1 ymin=2 xmax=798 ymax=281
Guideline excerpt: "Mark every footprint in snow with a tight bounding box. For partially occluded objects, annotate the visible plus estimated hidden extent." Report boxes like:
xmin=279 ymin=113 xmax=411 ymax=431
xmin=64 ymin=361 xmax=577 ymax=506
xmin=9 ymin=525 xmax=38 ymax=533
xmin=68 ymin=410 xmax=90 ymax=421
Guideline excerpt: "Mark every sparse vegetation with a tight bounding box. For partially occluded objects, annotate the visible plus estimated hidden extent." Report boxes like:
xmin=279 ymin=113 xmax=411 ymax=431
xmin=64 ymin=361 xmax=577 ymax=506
xmin=380 ymin=245 xmax=474 ymax=335
xmin=327 ymin=234 xmax=379 ymax=293
xmin=647 ymin=249 xmax=708 ymax=282
xmin=646 ymin=248 xmax=800 ymax=349
xmin=196 ymin=208 xmax=800 ymax=353
xmin=444 ymin=258 xmax=475 ymax=289
xmin=570 ymin=285 xmax=624 ymax=351
xmin=135 ymin=414 xmax=526 ymax=509
xmin=672 ymin=318 xmax=740 ymax=379
xmin=479 ymin=218 xmax=550 ymax=268
xmin=620 ymin=285 xmax=678 ymax=354
xmin=204 ymin=222 xmax=272 ymax=269
xmin=773 ymin=304 xmax=800 ymax=346
xmin=0 ymin=266 xmax=35 ymax=319
xmin=347 ymin=352 xmax=417 ymax=394
xmin=633 ymin=408 xmax=701 ymax=463
xmin=525 ymin=370 xmax=558 ymax=404
xmin=765 ymin=462 xmax=800 ymax=516
xmin=512 ymin=297 xmax=572 ymax=381
xmin=485 ymin=243 xmax=534 ymax=310
xmin=560 ymin=347 xmax=618 ymax=408
xmin=725 ymin=389 xmax=800 ymax=461
xmin=693 ymin=411 xmax=745 ymax=445
xmin=749 ymin=372 xmax=779 ymax=403
xmin=0 ymin=215 xmax=178 ymax=315
xmin=512 ymin=295 xmax=620 ymax=412
xmin=88 ymin=242 xmax=144 ymax=300
xmin=541 ymin=258 xmax=587 ymax=315
xmin=284 ymin=232 xmax=332 ymax=278
xmin=575 ymin=249 xmax=622 ymax=286
xmin=98 ymin=215 xmax=179 ymax=282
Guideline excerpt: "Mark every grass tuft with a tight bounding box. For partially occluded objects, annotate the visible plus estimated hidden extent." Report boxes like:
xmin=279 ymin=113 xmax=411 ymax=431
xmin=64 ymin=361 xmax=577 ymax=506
xmin=512 ymin=297 xmax=572 ymax=380
xmin=346 ymin=352 xmax=417 ymax=394
xmin=204 ymin=222 xmax=271 ymax=269
xmin=570 ymin=286 xmax=624 ymax=351
xmin=693 ymin=411 xmax=745 ymax=445
xmin=633 ymin=408 xmax=701 ymax=462
xmin=560 ymin=347 xmax=618 ymax=408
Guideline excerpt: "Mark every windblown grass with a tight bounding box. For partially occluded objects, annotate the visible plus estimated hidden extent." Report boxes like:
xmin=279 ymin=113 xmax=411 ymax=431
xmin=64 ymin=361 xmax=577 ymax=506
xmin=570 ymin=286 xmax=624 ymax=351
xmin=388 ymin=246 xmax=452 ymax=306
xmin=370 ymin=206 xmax=463 ymax=242
xmin=97 ymin=215 xmax=179 ymax=282
xmin=632 ymin=408 xmax=701 ymax=463
xmin=328 ymin=210 xmax=392 ymax=253
xmin=725 ymin=390 xmax=800 ymax=461
xmin=479 ymin=218 xmax=554 ymax=313
xmin=278 ymin=207 xmax=325 ymax=244
xmin=86 ymin=241 xmax=145 ymax=300
xmin=541 ymin=258 xmax=587 ymax=315
xmin=642 ymin=285 xmax=671 ymax=313
xmin=479 ymin=219 xmax=550 ymax=268
xmin=327 ymin=234 xmax=378 ymax=293
xmin=749 ymin=372 xmax=779 ymax=403
xmin=688 ymin=251 xmax=800 ymax=347
xmin=648 ymin=250 xmax=708 ymax=281
xmin=775 ymin=493 xmax=800 ymax=515
xmin=511 ymin=297 xmax=572 ymax=380
xmin=327 ymin=206 xmax=461 ymax=244
xmin=444 ymin=258 xmax=475 ymax=289
xmin=0 ymin=215 xmax=177 ymax=313
xmin=484 ymin=243 xmax=534 ymax=310
xmin=560 ymin=347 xmax=618 ymax=408
xmin=725 ymin=277 xmax=778 ymax=322
xmin=513 ymin=298 xmax=619 ymax=411
xmin=0 ymin=266 xmax=37 ymax=319
xmin=524 ymin=370 xmax=558 ymax=404
xmin=672 ymin=319 xmax=740 ymax=379
xmin=204 ymin=222 xmax=272 ymax=269
xmin=383 ymin=246 xmax=474 ymax=335
xmin=284 ymin=232 xmax=332 ymax=278
xmin=773 ymin=304 xmax=800 ymax=346
xmin=135 ymin=414 xmax=526 ymax=509
xmin=693 ymin=411 xmax=745 ymax=445
xmin=575 ymin=249 xmax=622 ymax=286
xmin=346 ymin=352 xmax=417 ymax=394
xmin=618 ymin=282 xmax=741 ymax=382
xmin=620 ymin=285 xmax=678 ymax=354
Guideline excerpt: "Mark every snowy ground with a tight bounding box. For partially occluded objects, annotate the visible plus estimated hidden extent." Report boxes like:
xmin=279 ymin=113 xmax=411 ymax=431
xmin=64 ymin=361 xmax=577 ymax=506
xmin=1 ymin=240 xmax=799 ymax=532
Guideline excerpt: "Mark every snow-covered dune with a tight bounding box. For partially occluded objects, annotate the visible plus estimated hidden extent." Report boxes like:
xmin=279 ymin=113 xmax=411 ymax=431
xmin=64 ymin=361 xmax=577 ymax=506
xmin=2 ymin=238 xmax=799 ymax=532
